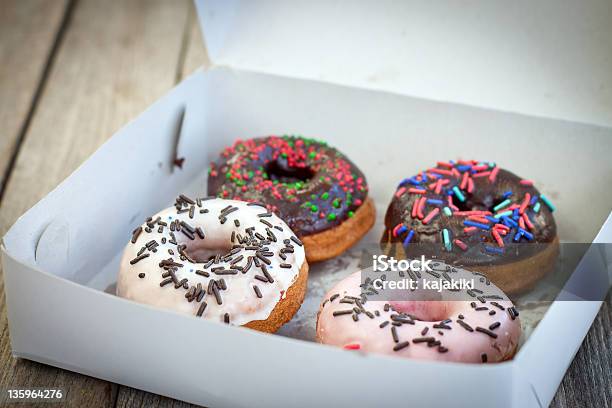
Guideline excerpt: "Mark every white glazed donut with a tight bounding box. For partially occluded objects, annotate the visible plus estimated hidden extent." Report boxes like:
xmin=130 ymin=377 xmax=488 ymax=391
xmin=316 ymin=263 xmax=521 ymax=363
xmin=117 ymin=196 xmax=308 ymax=332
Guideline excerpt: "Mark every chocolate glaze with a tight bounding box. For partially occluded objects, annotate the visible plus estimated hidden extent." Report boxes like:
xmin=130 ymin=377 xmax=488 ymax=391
xmin=382 ymin=164 xmax=557 ymax=267
xmin=207 ymin=136 xmax=369 ymax=236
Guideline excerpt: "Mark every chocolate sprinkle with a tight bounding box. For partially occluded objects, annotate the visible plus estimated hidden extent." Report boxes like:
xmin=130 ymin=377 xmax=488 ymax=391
xmin=260 ymin=264 xmax=274 ymax=283
xmin=391 ymin=326 xmax=399 ymax=343
xmin=457 ymin=320 xmax=474 ymax=332
xmin=393 ymin=341 xmax=410 ymax=351
xmin=196 ymin=227 xmax=205 ymax=239
xmin=196 ymin=301 xmax=207 ymax=317
xmin=174 ymin=278 xmax=188 ymax=289
xmin=333 ymin=310 xmax=353 ymax=316
xmin=412 ymin=337 xmax=435 ymax=344
xmin=130 ymin=253 xmax=150 ymax=265
xmin=475 ymin=327 xmax=498 ymax=338
xmin=212 ymin=283 xmax=223 ymax=305
xmin=131 ymin=227 xmax=143 ymax=244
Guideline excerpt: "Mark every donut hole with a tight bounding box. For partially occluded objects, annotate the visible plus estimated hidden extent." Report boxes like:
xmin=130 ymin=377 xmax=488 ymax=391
xmin=450 ymin=194 xmax=475 ymax=212
xmin=389 ymin=300 xmax=450 ymax=322
xmin=265 ymin=160 xmax=315 ymax=184
xmin=181 ymin=240 xmax=233 ymax=263
xmin=451 ymin=194 xmax=496 ymax=213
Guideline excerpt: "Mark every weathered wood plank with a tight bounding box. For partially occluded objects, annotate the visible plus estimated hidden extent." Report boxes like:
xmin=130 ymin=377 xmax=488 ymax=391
xmin=180 ymin=2 xmax=210 ymax=79
xmin=0 ymin=0 xmax=190 ymax=406
xmin=0 ymin=0 xmax=68 ymax=195
xmin=550 ymin=292 xmax=611 ymax=408
xmin=115 ymin=387 xmax=197 ymax=408
xmin=0 ymin=0 xmax=190 ymax=234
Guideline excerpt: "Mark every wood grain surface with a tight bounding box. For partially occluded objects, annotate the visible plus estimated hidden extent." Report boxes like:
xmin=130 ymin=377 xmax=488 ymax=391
xmin=0 ymin=1 xmax=609 ymax=407
xmin=0 ymin=0 xmax=68 ymax=196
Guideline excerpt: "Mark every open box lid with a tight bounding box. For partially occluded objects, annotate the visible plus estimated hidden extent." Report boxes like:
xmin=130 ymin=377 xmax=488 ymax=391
xmin=195 ymin=0 xmax=612 ymax=128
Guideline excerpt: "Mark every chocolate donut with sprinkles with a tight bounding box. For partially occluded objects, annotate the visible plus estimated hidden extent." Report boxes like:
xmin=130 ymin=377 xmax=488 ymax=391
xmin=317 ymin=264 xmax=521 ymax=363
xmin=382 ymin=160 xmax=558 ymax=294
xmin=117 ymin=196 xmax=308 ymax=333
xmin=207 ymin=135 xmax=375 ymax=262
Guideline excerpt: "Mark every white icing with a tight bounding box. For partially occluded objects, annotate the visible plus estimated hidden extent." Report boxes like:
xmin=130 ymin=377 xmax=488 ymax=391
xmin=117 ymin=198 xmax=305 ymax=326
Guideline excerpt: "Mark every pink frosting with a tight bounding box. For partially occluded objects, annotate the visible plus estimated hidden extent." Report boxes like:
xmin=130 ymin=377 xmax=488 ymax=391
xmin=316 ymin=269 xmax=521 ymax=363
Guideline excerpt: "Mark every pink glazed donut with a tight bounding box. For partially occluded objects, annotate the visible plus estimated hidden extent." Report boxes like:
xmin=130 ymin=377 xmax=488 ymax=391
xmin=316 ymin=263 xmax=521 ymax=363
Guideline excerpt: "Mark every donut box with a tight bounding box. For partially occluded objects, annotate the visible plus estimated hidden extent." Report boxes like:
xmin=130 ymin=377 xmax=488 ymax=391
xmin=2 ymin=2 xmax=612 ymax=407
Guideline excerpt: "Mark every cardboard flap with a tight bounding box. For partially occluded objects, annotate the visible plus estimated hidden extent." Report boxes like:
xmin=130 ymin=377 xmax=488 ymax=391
xmin=195 ymin=0 xmax=612 ymax=127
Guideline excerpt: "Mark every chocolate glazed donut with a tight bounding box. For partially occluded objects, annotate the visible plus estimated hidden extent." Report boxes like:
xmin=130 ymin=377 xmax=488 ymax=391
xmin=382 ymin=160 xmax=558 ymax=294
xmin=208 ymin=136 xmax=375 ymax=262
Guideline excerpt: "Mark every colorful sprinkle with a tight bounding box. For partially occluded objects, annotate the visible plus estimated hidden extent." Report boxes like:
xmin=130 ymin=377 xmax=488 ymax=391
xmin=493 ymin=199 xmax=512 ymax=212
xmin=484 ymin=245 xmax=504 ymax=254
xmin=452 ymin=186 xmax=466 ymax=202
xmin=492 ymin=229 xmax=504 ymax=247
xmin=454 ymin=239 xmax=468 ymax=251
xmin=442 ymin=229 xmax=451 ymax=251
xmin=540 ymin=195 xmax=555 ymax=212
xmin=463 ymin=220 xmax=491 ymax=230
xmin=489 ymin=166 xmax=500 ymax=183
xmin=494 ymin=210 xmax=512 ymax=219
xmin=519 ymin=193 xmax=531 ymax=215
xmin=422 ymin=208 xmax=440 ymax=224
xmin=403 ymin=230 xmax=415 ymax=247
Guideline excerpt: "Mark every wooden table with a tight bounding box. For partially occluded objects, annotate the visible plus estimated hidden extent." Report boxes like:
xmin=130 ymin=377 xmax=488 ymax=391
xmin=0 ymin=1 xmax=610 ymax=406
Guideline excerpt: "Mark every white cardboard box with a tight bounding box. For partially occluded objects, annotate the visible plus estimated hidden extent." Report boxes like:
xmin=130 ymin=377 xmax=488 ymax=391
xmin=2 ymin=2 xmax=612 ymax=407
